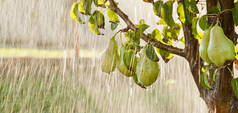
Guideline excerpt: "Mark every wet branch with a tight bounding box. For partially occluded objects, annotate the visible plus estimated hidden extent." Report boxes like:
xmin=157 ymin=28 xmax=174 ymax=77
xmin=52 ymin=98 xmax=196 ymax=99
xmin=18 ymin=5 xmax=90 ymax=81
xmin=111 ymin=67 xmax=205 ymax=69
xmin=108 ymin=0 xmax=186 ymax=57
xmin=234 ymin=32 xmax=238 ymax=43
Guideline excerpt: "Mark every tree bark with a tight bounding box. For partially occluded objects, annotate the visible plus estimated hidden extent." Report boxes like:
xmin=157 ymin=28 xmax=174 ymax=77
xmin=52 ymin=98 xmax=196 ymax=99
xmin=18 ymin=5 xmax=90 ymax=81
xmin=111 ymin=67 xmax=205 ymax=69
xmin=190 ymin=0 xmax=236 ymax=113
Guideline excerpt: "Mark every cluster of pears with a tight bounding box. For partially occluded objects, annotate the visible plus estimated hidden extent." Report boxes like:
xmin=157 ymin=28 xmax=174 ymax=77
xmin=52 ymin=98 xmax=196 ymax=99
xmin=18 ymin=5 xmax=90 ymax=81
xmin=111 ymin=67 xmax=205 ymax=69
xmin=199 ymin=24 xmax=235 ymax=66
xmin=101 ymin=37 xmax=160 ymax=87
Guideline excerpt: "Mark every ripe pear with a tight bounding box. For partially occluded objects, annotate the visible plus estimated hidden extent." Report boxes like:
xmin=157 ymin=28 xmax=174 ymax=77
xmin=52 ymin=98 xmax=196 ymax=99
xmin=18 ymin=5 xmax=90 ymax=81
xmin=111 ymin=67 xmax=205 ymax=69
xmin=199 ymin=28 xmax=212 ymax=63
xmin=136 ymin=49 xmax=160 ymax=86
xmin=207 ymin=24 xmax=235 ymax=66
xmin=101 ymin=37 xmax=119 ymax=74
xmin=117 ymin=47 xmax=137 ymax=77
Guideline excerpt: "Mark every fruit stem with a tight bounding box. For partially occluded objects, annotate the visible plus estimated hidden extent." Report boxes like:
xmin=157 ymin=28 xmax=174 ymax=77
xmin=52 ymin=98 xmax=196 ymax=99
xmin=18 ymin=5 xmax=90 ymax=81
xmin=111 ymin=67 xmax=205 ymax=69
xmin=205 ymin=8 xmax=232 ymax=27
xmin=227 ymin=67 xmax=234 ymax=77
xmin=220 ymin=9 xmax=232 ymax=15
xmin=120 ymin=32 xmax=124 ymax=46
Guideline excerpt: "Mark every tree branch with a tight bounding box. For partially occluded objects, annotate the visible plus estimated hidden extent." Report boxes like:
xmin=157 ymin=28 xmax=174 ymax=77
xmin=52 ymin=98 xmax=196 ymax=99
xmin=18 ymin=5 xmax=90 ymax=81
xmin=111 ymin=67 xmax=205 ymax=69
xmin=108 ymin=0 xmax=185 ymax=57
xmin=233 ymin=32 xmax=238 ymax=44
xmin=179 ymin=0 xmax=203 ymax=93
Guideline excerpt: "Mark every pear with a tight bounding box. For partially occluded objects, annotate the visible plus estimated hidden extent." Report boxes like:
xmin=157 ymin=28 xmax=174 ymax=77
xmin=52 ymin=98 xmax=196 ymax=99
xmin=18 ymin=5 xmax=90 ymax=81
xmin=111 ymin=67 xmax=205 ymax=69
xmin=117 ymin=47 xmax=137 ymax=77
xmin=101 ymin=37 xmax=119 ymax=74
xmin=207 ymin=24 xmax=235 ymax=66
xmin=123 ymin=49 xmax=138 ymax=71
xmin=199 ymin=28 xmax=212 ymax=63
xmin=136 ymin=49 xmax=160 ymax=86
xmin=133 ymin=74 xmax=146 ymax=88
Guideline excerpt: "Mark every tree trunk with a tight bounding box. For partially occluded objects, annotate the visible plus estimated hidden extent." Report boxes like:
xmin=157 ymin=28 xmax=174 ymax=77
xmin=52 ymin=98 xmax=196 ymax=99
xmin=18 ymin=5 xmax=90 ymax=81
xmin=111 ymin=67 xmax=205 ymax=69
xmin=187 ymin=41 xmax=234 ymax=113
xmin=187 ymin=0 xmax=237 ymax=112
xmin=204 ymin=66 xmax=233 ymax=113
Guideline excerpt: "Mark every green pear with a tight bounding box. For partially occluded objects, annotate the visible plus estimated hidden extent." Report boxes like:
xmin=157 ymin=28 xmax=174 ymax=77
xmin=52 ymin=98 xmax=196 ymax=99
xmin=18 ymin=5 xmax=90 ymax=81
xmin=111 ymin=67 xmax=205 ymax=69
xmin=136 ymin=49 xmax=160 ymax=86
xmin=133 ymin=74 xmax=146 ymax=88
xmin=207 ymin=24 xmax=235 ymax=66
xmin=101 ymin=37 xmax=119 ymax=74
xmin=117 ymin=47 xmax=137 ymax=77
xmin=199 ymin=28 xmax=212 ymax=63
xmin=123 ymin=49 xmax=138 ymax=71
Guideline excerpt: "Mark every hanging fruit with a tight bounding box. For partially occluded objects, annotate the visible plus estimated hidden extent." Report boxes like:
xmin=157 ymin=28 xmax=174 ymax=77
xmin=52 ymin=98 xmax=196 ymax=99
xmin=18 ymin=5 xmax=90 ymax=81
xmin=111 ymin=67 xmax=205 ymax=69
xmin=199 ymin=28 xmax=212 ymax=63
xmin=135 ymin=48 xmax=160 ymax=86
xmin=117 ymin=47 xmax=137 ymax=77
xmin=101 ymin=36 xmax=119 ymax=74
xmin=207 ymin=24 xmax=235 ymax=66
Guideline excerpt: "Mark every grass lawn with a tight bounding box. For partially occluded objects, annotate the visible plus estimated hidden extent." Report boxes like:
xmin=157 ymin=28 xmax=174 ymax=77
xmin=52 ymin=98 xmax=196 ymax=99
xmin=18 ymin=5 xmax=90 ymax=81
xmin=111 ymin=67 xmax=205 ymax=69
xmin=0 ymin=48 xmax=103 ymax=58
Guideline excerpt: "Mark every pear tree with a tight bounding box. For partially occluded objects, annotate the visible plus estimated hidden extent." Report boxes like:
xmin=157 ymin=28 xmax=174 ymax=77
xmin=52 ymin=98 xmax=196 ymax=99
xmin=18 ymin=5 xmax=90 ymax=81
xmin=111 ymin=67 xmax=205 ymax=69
xmin=70 ymin=0 xmax=238 ymax=113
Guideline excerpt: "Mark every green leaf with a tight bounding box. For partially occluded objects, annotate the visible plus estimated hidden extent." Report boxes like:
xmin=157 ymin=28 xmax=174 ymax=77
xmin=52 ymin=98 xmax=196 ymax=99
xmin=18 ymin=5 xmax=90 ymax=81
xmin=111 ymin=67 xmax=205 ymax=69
xmin=88 ymin=21 xmax=101 ymax=35
xmin=123 ymin=49 xmax=137 ymax=69
xmin=107 ymin=8 xmax=119 ymax=31
xmin=88 ymin=22 xmax=101 ymax=35
xmin=124 ymin=30 xmax=135 ymax=42
xmin=151 ymin=29 xmax=161 ymax=41
xmin=152 ymin=27 xmax=174 ymax=63
xmin=70 ymin=2 xmax=84 ymax=24
xmin=79 ymin=0 xmax=93 ymax=15
xmin=94 ymin=10 xmax=105 ymax=29
xmin=192 ymin=17 xmax=198 ymax=36
xmin=156 ymin=48 xmax=174 ymax=63
xmin=107 ymin=8 xmax=119 ymax=22
xmin=156 ymin=19 xmax=167 ymax=25
xmin=124 ymin=30 xmax=140 ymax=45
xmin=88 ymin=10 xmax=105 ymax=35
xmin=153 ymin=1 xmax=163 ymax=17
xmin=93 ymin=0 xmax=98 ymax=6
xmin=199 ymin=15 xmax=209 ymax=30
xmin=146 ymin=45 xmax=160 ymax=62
xmin=180 ymin=37 xmax=185 ymax=45
xmin=184 ymin=0 xmax=199 ymax=14
xmin=200 ymin=71 xmax=212 ymax=90
xmin=192 ymin=17 xmax=203 ymax=39
xmin=177 ymin=3 xmax=185 ymax=23
xmin=232 ymin=2 xmax=238 ymax=26
xmin=161 ymin=1 xmax=175 ymax=27
xmin=124 ymin=30 xmax=141 ymax=50
xmin=217 ymin=1 xmax=221 ymax=12
xmin=135 ymin=24 xmax=149 ymax=41
xmin=139 ymin=19 xmax=146 ymax=25
xmin=232 ymin=78 xmax=238 ymax=99
xmin=209 ymin=68 xmax=217 ymax=83
xmin=111 ymin=22 xmax=118 ymax=31
xmin=93 ymin=0 xmax=106 ymax=7
xmin=162 ymin=24 xmax=181 ymax=41
xmin=207 ymin=6 xmax=220 ymax=14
